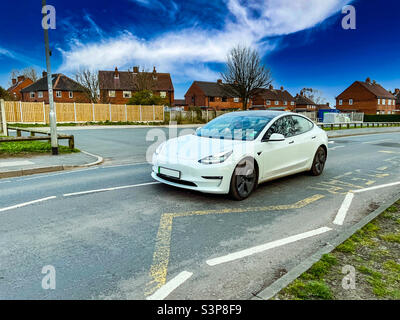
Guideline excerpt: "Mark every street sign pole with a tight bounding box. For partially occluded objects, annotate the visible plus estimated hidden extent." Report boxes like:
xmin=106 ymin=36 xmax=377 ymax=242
xmin=42 ymin=0 xmax=58 ymax=155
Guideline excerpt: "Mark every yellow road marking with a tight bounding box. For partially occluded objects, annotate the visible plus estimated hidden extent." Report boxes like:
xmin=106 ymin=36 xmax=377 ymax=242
xmin=376 ymin=166 xmax=388 ymax=171
xmin=145 ymin=194 xmax=325 ymax=296
xmin=379 ymin=150 xmax=397 ymax=154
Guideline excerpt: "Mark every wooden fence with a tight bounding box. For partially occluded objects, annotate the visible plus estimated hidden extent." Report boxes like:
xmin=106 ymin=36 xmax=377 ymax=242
xmin=3 ymin=101 xmax=164 ymax=123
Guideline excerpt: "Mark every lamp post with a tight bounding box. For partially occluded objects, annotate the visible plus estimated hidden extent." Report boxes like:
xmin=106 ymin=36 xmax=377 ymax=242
xmin=42 ymin=0 xmax=58 ymax=155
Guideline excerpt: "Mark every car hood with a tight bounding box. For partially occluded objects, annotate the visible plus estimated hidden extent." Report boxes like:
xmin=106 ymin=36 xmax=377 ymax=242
xmin=158 ymin=134 xmax=252 ymax=162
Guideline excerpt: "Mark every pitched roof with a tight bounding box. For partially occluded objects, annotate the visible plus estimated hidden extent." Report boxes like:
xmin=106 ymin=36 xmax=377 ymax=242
xmin=394 ymin=90 xmax=400 ymax=104
xmin=337 ymin=80 xmax=395 ymax=99
xmin=20 ymin=74 xmax=85 ymax=92
xmin=7 ymin=78 xmax=31 ymax=92
xmin=295 ymin=94 xmax=316 ymax=106
xmin=253 ymin=87 xmax=295 ymax=101
xmin=98 ymin=70 xmax=173 ymax=91
xmin=192 ymin=81 xmax=234 ymax=97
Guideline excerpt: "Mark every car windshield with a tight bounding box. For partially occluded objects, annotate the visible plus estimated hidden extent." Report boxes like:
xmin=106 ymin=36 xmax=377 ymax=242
xmin=196 ymin=115 xmax=275 ymax=141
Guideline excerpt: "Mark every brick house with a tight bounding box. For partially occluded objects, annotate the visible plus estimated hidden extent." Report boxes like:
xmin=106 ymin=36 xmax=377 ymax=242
xmin=98 ymin=67 xmax=174 ymax=105
xmin=393 ymin=88 xmax=400 ymax=113
xmin=336 ymin=78 xmax=396 ymax=115
xmin=20 ymin=72 xmax=89 ymax=103
xmin=251 ymin=85 xmax=295 ymax=110
xmin=294 ymin=92 xmax=318 ymax=111
xmin=7 ymin=76 xmax=34 ymax=100
xmin=184 ymin=80 xmax=243 ymax=110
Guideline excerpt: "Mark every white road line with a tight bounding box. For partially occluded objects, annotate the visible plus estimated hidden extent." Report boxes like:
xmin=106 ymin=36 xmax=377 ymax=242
xmin=146 ymin=271 xmax=193 ymax=300
xmin=206 ymin=227 xmax=332 ymax=267
xmin=329 ymin=146 xmax=345 ymax=151
xmin=63 ymin=181 xmax=160 ymax=197
xmin=0 ymin=196 xmax=57 ymax=213
xmin=362 ymin=139 xmax=393 ymax=144
xmin=19 ymin=167 xmax=99 ymax=182
xmin=353 ymin=181 xmax=400 ymax=193
xmin=333 ymin=192 xmax=354 ymax=225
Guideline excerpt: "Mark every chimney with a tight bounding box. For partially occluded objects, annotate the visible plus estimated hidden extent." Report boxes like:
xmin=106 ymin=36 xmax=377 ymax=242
xmin=114 ymin=67 xmax=119 ymax=79
xmin=217 ymin=79 xmax=222 ymax=84
xmin=42 ymin=71 xmax=47 ymax=78
xmin=133 ymin=66 xmax=139 ymax=74
xmin=372 ymin=80 xmax=377 ymax=85
xmin=366 ymin=77 xmax=371 ymax=84
xmin=395 ymin=88 xmax=400 ymax=94
xmin=17 ymin=75 xmax=25 ymax=82
xmin=269 ymin=84 xmax=273 ymax=90
xmin=12 ymin=78 xmax=16 ymax=85
xmin=280 ymin=86 xmax=284 ymax=91
xmin=153 ymin=66 xmax=157 ymax=73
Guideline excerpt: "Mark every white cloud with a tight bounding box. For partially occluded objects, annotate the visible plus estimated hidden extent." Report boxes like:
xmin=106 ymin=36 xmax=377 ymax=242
xmin=59 ymin=0 xmax=351 ymax=82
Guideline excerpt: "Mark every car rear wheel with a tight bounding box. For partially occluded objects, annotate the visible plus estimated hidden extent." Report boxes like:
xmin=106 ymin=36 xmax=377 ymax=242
xmin=229 ymin=158 xmax=258 ymax=200
xmin=310 ymin=146 xmax=327 ymax=176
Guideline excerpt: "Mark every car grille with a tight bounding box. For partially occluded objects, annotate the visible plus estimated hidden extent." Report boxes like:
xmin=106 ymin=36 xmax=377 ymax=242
xmin=157 ymin=174 xmax=197 ymax=187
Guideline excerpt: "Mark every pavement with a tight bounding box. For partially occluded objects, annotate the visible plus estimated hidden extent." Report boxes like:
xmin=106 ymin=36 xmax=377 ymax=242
xmin=0 ymin=126 xmax=400 ymax=300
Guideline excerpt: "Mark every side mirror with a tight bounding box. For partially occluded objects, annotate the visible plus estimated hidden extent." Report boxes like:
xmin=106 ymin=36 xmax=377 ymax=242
xmin=266 ymin=133 xmax=285 ymax=142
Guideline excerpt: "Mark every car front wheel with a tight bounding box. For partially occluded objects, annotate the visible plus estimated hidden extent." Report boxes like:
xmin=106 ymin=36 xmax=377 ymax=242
xmin=229 ymin=158 xmax=258 ymax=200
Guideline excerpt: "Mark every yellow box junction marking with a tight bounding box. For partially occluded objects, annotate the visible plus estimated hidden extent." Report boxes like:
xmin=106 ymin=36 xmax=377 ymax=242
xmin=145 ymin=194 xmax=325 ymax=296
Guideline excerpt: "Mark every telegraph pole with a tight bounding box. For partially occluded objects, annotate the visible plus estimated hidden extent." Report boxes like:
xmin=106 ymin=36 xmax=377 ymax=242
xmin=42 ymin=0 xmax=58 ymax=155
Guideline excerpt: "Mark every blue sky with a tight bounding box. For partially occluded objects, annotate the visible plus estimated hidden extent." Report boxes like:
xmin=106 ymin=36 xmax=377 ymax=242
xmin=1 ymin=0 xmax=399 ymax=106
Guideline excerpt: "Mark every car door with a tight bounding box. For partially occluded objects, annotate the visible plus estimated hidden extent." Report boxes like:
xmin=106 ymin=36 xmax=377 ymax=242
xmin=259 ymin=115 xmax=299 ymax=180
xmin=291 ymin=115 xmax=318 ymax=168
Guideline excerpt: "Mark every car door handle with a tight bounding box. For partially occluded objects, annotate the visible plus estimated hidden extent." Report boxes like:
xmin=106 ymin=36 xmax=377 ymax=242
xmin=288 ymin=141 xmax=294 ymax=144
xmin=311 ymin=136 xmax=316 ymax=139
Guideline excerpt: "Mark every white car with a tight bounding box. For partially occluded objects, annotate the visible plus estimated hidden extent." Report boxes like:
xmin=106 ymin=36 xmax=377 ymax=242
xmin=152 ymin=111 xmax=328 ymax=200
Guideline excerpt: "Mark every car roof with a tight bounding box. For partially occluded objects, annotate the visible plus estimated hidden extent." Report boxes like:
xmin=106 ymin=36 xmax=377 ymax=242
xmin=222 ymin=110 xmax=288 ymax=118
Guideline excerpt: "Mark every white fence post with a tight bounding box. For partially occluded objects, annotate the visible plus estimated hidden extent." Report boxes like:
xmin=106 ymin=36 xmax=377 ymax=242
xmin=19 ymin=101 xmax=23 ymax=123
xmin=125 ymin=104 xmax=128 ymax=122
xmin=43 ymin=101 xmax=46 ymax=123
xmin=0 ymin=99 xmax=7 ymax=135
xmin=92 ymin=103 xmax=95 ymax=122
xmin=74 ymin=102 xmax=77 ymax=123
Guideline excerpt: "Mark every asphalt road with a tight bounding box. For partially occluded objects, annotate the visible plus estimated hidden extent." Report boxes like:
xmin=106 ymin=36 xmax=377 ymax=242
xmin=0 ymin=128 xmax=400 ymax=299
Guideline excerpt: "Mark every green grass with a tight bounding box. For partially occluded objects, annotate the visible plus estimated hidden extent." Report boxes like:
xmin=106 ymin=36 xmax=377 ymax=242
xmin=281 ymin=279 xmax=333 ymax=300
xmin=0 ymin=140 xmax=79 ymax=155
xmin=379 ymin=233 xmax=400 ymax=243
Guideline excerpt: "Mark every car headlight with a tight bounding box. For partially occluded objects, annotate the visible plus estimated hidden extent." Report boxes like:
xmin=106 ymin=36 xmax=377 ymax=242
xmin=198 ymin=150 xmax=233 ymax=165
xmin=154 ymin=142 xmax=166 ymax=156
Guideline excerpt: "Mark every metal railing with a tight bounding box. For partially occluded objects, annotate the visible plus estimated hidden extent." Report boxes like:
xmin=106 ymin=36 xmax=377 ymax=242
xmin=317 ymin=122 xmax=400 ymax=130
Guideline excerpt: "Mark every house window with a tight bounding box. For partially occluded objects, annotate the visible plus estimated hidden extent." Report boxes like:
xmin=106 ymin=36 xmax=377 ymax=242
xmin=109 ymin=90 xmax=116 ymax=97
xmin=233 ymin=97 xmax=239 ymax=103
xmin=266 ymin=100 xmax=271 ymax=105
xmin=339 ymin=100 xmax=343 ymax=105
xmin=160 ymin=91 xmax=167 ymax=98
xmin=69 ymin=91 xmax=73 ymax=99
xmin=222 ymin=97 xmax=227 ymax=102
xmin=349 ymin=99 xmax=353 ymax=105
xmin=275 ymin=101 xmax=279 ymax=105
xmin=56 ymin=91 xmax=62 ymax=98
xmin=123 ymin=91 xmax=132 ymax=98
xmin=30 ymin=92 xmax=35 ymax=98
xmin=388 ymin=100 xmax=392 ymax=106
xmin=38 ymin=91 xmax=43 ymax=98
xmin=378 ymin=99 xmax=380 ymax=105
xmin=209 ymin=97 xmax=215 ymax=102
xmin=291 ymin=101 xmax=295 ymax=106
xmin=284 ymin=101 xmax=287 ymax=105
xmin=382 ymin=99 xmax=386 ymax=105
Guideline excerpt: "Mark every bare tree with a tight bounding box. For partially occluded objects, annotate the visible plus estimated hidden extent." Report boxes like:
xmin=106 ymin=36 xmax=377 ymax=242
xmin=75 ymin=69 xmax=99 ymax=103
xmin=9 ymin=67 xmax=39 ymax=85
xmin=301 ymin=88 xmax=326 ymax=105
xmin=221 ymin=45 xmax=272 ymax=110
xmin=130 ymin=67 xmax=157 ymax=92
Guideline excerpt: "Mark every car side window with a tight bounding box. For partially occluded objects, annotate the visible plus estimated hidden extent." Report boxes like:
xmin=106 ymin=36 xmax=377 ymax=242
xmin=263 ymin=116 xmax=296 ymax=139
xmin=292 ymin=116 xmax=314 ymax=135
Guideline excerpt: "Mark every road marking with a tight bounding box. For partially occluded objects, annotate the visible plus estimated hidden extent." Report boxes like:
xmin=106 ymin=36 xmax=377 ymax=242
xmin=0 ymin=160 xmax=34 ymax=168
xmin=145 ymin=194 xmax=325 ymax=296
xmin=206 ymin=227 xmax=332 ymax=266
xmin=329 ymin=146 xmax=345 ymax=151
xmin=376 ymin=166 xmax=388 ymax=171
xmin=333 ymin=192 xmax=354 ymax=225
xmin=379 ymin=150 xmax=398 ymax=154
xmin=18 ymin=167 xmax=99 ymax=181
xmin=63 ymin=182 xmax=161 ymax=197
xmin=362 ymin=139 xmax=392 ymax=144
xmin=353 ymin=181 xmax=400 ymax=193
xmin=0 ymin=196 xmax=57 ymax=213
xmin=146 ymin=271 xmax=193 ymax=300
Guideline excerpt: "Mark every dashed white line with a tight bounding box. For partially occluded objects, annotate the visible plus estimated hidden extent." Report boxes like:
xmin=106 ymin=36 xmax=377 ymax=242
xmin=206 ymin=227 xmax=332 ymax=266
xmin=146 ymin=271 xmax=193 ymax=300
xmin=0 ymin=196 xmax=57 ymax=213
xmin=63 ymin=181 xmax=160 ymax=197
xmin=333 ymin=192 xmax=354 ymax=225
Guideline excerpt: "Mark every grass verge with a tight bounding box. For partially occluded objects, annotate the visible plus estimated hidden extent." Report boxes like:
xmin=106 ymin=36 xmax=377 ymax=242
xmin=274 ymin=200 xmax=400 ymax=300
xmin=0 ymin=138 xmax=79 ymax=156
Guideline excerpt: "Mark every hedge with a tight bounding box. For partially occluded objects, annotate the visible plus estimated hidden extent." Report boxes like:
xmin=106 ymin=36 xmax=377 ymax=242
xmin=364 ymin=115 xmax=400 ymax=122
